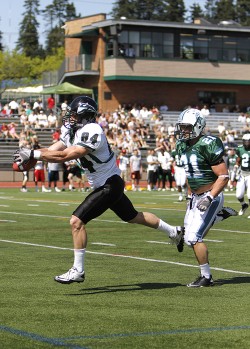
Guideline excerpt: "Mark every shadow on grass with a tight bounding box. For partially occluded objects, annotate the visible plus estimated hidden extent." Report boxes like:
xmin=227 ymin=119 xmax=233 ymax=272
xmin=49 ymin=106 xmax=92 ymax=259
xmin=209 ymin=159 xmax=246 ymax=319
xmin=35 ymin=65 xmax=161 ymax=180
xmin=215 ymin=276 xmax=250 ymax=286
xmin=65 ymin=282 xmax=183 ymax=296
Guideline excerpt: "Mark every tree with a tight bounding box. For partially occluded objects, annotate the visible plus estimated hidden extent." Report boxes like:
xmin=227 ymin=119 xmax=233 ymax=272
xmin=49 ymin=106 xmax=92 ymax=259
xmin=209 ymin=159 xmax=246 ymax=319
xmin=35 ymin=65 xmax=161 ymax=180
xmin=236 ymin=0 xmax=250 ymax=25
xmin=204 ymin=0 xmax=217 ymax=21
xmin=188 ymin=3 xmax=205 ymax=22
xmin=111 ymin=0 xmax=185 ymax=21
xmin=214 ymin=0 xmax=236 ymax=22
xmin=164 ymin=0 xmax=186 ymax=22
xmin=16 ymin=0 xmax=43 ymax=58
xmin=42 ymin=0 xmax=79 ymax=54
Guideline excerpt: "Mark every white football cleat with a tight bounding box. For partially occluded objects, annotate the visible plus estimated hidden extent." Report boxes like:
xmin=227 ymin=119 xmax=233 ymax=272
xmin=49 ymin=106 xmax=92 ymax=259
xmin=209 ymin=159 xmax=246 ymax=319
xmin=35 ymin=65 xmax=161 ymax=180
xmin=42 ymin=187 xmax=51 ymax=193
xmin=54 ymin=267 xmax=85 ymax=284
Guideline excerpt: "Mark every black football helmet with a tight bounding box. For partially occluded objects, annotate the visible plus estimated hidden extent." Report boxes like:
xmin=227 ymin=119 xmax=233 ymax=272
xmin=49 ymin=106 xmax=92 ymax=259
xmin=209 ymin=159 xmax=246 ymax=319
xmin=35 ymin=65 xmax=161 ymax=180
xmin=63 ymin=96 xmax=97 ymax=129
xmin=242 ymin=133 xmax=250 ymax=150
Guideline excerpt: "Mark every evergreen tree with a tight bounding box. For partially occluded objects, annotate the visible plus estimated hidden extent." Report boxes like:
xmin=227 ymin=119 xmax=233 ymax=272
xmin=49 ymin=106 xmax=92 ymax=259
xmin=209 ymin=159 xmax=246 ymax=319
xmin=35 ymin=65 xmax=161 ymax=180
xmin=111 ymin=0 xmax=185 ymax=21
xmin=236 ymin=0 xmax=250 ymax=25
xmin=165 ymin=0 xmax=186 ymax=21
xmin=214 ymin=0 xmax=236 ymax=21
xmin=43 ymin=0 xmax=79 ymax=54
xmin=204 ymin=0 xmax=217 ymax=21
xmin=16 ymin=0 xmax=42 ymax=57
xmin=188 ymin=3 xmax=204 ymax=22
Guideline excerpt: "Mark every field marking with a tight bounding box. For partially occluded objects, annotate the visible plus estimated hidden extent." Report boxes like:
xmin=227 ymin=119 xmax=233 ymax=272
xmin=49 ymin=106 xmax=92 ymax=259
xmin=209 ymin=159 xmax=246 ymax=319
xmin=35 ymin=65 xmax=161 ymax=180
xmin=27 ymin=204 xmax=40 ymax=207
xmin=0 ymin=220 xmax=16 ymax=223
xmin=62 ymin=325 xmax=250 ymax=341
xmin=0 ymin=210 xmax=249 ymax=234
xmin=91 ymin=242 xmax=116 ymax=246
xmin=1 ymin=239 xmax=250 ymax=275
xmin=0 ymin=205 xmax=9 ymax=207
xmin=147 ymin=240 xmax=171 ymax=245
xmin=0 ymin=324 xmax=89 ymax=349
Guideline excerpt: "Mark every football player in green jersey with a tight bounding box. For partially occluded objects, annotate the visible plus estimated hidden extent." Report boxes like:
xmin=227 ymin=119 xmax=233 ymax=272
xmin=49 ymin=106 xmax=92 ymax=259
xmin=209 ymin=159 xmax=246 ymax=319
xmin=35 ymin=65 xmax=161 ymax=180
xmin=234 ymin=133 xmax=250 ymax=216
xmin=175 ymin=108 xmax=238 ymax=287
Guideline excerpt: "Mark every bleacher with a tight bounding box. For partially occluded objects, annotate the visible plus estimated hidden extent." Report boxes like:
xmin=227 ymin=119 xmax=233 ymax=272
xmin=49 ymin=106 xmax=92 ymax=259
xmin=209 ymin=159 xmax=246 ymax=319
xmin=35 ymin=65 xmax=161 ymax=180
xmin=0 ymin=116 xmax=55 ymax=169
xmin=0 ymin=111 xmax=246 ymax=176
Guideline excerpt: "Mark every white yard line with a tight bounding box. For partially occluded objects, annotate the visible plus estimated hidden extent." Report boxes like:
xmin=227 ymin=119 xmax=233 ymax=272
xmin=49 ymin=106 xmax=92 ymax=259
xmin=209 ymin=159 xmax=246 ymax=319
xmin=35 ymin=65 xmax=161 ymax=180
xmin=0 ymin=239 xmax=250 ymax=275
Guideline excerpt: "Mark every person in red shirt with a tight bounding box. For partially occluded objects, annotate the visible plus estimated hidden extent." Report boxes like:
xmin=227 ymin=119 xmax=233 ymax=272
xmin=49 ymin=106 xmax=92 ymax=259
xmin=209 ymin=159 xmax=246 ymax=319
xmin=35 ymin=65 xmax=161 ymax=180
xmin=47 ymin=95 xmax=55 ymax=113
xmin=52 ymin=128 xmax=61 ymax=143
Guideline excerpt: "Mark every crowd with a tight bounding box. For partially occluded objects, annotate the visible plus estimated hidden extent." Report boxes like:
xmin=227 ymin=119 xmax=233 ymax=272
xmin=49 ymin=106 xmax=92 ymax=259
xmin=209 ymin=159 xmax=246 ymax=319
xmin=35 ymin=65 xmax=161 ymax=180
xmin=1 ymin=97 xmax=250 ymax=197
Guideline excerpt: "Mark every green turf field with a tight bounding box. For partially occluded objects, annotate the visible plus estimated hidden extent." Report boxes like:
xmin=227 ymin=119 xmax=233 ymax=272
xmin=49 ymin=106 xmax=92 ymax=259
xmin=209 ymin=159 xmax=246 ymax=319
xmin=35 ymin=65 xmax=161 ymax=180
xmin=0 ymin=188 xmax=249 ymax=349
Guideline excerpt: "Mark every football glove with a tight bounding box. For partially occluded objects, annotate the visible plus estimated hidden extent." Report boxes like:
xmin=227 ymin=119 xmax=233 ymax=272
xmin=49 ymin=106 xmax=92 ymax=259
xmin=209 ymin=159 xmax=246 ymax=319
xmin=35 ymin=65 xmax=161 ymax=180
xmin=13 ymin=147 xmax=34 ymax=165
xmin=197 ymin=195 xmax=213 ymax=212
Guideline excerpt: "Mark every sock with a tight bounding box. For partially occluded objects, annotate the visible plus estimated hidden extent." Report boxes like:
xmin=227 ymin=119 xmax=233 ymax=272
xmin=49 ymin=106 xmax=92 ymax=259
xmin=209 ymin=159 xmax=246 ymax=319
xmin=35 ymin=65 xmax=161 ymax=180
xmin=73 ymin=249 xmax=85 ymax=273
xmin=157 ymin=219 xmax=175 ymax=238
xmin=200 ymin=263 xmax=211 ymax=279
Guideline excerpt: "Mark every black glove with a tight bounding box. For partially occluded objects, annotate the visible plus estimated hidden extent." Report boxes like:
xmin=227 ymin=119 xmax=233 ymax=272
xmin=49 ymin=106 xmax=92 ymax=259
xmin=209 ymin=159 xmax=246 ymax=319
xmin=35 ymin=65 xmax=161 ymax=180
xmin=13 ymin=148 xmax=34 ymax=165
xmin=197 ymin=195 xmax=213 ymax=212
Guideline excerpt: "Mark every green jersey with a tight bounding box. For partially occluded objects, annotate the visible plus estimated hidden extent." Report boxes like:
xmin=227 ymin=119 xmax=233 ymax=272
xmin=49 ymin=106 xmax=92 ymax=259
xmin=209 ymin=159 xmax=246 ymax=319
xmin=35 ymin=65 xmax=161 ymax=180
xmin=176 ymin=135 xmax=225 ymax=191
xmin=235 ymin=145 xmax=250 ymax=172
xmin=227 ymin=154 xmax=237 ymax=171
xmin=171 ymin=149 xmax=184 ymax=167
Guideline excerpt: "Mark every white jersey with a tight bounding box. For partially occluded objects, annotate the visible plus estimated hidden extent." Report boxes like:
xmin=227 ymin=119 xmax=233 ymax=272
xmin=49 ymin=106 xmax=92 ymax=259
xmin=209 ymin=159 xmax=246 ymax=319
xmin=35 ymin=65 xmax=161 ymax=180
xmin=60 ymin=123 xmax=120 ymax=189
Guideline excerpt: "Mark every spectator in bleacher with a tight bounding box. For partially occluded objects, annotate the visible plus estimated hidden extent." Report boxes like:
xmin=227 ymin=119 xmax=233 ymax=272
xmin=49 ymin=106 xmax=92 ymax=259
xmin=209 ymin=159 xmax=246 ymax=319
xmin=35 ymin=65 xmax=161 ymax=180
xmin=28 ymin=111 xmax=38 ymax=128
xmin=19 ymin=110 xmax=28 ymax=128
xmin=47 ymin=95 xmax=55 ymax=113
xmin=218 ymin=122 xmax=226 ymax=139
xmin=47 ymin=111 xmax=58 ymax=128
xmin=139 ymin=105 xmax=151 ymax=119
xmin=130 ymin=104 xmax=140 ymax=119
xmin=8 ymin=122 xmax=19 ymax=140
xmin=159 ymin=103 xmax=169 ymax=113
xmin=200 ymin=105 xmax=210 ymax=117
xmin=9 ymin=99 xmax=19 ymax=115
xmin=1 ymin=123 xmax=10 ymax=139
xmin=33 ymin=98 xmax=43 ymax=114
xmin=61 ymin=100 xmax=68 ymax=115
xmin=52 ymin=128 xmax=61 ymax=143
xmin=1 ymin=104 xmax=11 ymax=116
xmin=37 ymin=110 xmax=49 ymax=128
xmin=19 ymin=129 xmax=29 ymax=147
xmin=105 ymin=129 xmax=117 ymax=149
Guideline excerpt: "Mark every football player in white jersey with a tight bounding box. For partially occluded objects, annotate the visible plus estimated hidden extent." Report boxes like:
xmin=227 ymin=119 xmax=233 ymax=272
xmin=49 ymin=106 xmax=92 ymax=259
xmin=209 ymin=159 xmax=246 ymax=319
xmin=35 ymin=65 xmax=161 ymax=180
xmin=13 ymin=96 xmax=184 ymax=284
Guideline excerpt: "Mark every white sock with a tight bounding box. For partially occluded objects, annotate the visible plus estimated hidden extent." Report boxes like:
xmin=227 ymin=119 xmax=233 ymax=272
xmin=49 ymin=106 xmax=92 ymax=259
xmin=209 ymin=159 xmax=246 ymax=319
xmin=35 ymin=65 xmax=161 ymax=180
xmin=157 ymin=219 xmax=175 ymax=238
xmin=200 ymin=263 xmax=211 ymax=279
xmin=73 ymin=249 xmax=85 ymax=273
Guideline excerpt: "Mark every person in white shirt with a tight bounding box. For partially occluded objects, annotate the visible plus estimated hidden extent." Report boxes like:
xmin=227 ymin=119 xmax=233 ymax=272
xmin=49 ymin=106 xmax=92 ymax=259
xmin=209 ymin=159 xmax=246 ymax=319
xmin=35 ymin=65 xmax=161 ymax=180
xmin=200 ymin=105 xmax=210 ymax=117
xmin=129 ymin=148 xmax=142 ymax=191
xmin=13 ymin=96 xmax=185 ymax=284
xmin=146 ymin=149 xmax=159 ymax=191
xmin=118 ymin=149 xmax=130 ymax=190
xmin=37 ymin=111 xmax=49 ymax=128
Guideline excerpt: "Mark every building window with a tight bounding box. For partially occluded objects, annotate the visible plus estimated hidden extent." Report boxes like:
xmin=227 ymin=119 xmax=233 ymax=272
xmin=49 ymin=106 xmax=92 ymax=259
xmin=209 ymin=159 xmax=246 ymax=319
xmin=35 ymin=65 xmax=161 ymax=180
xmin=104 ymin=91 xmax=112 ymax=100
xmin=198 ymin=91 xmax=236 ymax=105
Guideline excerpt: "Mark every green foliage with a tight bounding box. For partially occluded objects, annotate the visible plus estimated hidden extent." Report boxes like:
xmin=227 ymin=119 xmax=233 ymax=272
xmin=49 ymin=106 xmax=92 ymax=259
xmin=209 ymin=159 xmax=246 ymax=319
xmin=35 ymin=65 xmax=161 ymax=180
xmin=0 ymin=48 xmax=64 ymax=84
xmin=214 ymin=0 xmax=236 ymax=21
xmin=1 ymin=188 xmax=250 ymax=348
xmin=111 ymin=0 xmax=186 ymax=21
xmin=236 ymin=0 xmax=250 ymax=25
xmin=16 ymin=0 xmax=41 ymax=57
xmin=188 ymin=3 xmax=205 ymax=22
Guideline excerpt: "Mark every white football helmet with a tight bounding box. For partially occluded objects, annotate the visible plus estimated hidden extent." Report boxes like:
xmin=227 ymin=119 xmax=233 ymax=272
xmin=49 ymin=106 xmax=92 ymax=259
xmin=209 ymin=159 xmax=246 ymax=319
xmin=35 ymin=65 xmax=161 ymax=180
xmin=175 ymin=108 xmax=206 ymax=141
xmin=242 ymin=133 xmax=250 ymax=150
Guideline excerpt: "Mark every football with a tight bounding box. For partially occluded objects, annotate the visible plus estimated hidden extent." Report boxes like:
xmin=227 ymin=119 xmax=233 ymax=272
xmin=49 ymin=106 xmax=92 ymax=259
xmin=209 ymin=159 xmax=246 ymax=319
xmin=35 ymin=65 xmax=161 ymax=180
xmin=13 ymin=158 xmax=37 ymax=172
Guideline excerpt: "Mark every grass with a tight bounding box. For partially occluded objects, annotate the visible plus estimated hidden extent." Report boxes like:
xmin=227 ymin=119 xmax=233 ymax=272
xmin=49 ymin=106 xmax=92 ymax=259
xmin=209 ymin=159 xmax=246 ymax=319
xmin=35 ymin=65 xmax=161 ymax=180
xmin=0 ymin=187 xmax=250 ymax=349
